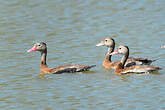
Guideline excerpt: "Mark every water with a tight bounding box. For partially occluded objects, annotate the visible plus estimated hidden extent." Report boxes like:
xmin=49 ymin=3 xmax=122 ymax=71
xmin=0 ymin=0 xmax=165 ymax=109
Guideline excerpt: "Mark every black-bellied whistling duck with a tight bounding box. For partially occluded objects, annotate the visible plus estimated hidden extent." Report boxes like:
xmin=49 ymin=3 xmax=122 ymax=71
xmin=96 ymin=37 xmax=155 ymax=69
xmin=27 ymin=42 xmax=96 ymax=74
xmin=110 ymin=45 xmax=161 ymax=75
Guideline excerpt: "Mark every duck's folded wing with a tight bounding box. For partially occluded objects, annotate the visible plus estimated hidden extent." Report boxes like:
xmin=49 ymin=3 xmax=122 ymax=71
xmin=121 ymin=65 xmax=161 ymax=74
xmin=50 ymin=64 xmax=96 ymax=74
xmin=125 ymin=57 xmax=156 ymax=67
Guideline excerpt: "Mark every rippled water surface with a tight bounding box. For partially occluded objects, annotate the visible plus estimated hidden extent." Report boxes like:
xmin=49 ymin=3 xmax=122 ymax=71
xmin=0 ymin=0 xmax=165 ymax=109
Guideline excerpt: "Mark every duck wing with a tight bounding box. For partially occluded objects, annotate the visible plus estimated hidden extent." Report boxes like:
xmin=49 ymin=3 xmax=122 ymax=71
xmin=125 ymin=57 xmax=156 ymax=67
xmin=121 ymin=65 xmax=161 ymax=74
xmin=50 ymin=64 xmax=96 ymax=74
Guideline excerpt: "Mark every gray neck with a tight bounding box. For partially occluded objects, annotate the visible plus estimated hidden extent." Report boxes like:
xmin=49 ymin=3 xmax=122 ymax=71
xmin=106 ymin=45 xmax=115 ymax=61
xmin=121 ymin=51 xmax=129 ymax=68
xmin=41 ymin=49 xmax=47 ymax=65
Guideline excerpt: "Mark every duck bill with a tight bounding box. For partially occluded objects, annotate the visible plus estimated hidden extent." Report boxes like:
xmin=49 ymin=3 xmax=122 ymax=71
xmin=110 ymin=50 xmax=119 ymax=55
xmin=96 ymin=41 xmax=104 ymax=47
xmin=27 ymin=47 xmax=37 ymax=52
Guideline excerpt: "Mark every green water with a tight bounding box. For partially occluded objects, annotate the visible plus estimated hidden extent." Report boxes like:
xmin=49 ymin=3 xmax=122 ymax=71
xmin=0 ymin=0 xmax=165 ymax=109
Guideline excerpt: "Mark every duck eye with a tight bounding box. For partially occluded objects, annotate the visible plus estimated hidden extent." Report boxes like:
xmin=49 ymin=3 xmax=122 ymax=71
xmin=38 ymin=45 xmax=41 ymax=47
xmin=119 ymin=48 xmax=121 ymax=49
xmin=105 ymin=40 xmax=108 ymax=42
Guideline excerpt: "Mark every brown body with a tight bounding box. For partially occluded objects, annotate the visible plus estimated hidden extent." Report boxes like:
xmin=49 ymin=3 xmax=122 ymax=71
xmin=96 ymin=37 xmax=154 ymax=69
xmin=28 ymin=42 xmax=96 ymax=74
xmin=40 ymin=64 xmax=95 ymax=74
xmin=102 ymin=53 xmax=153 ymax=69
xmin=110 ymin=46 xmax=161 ymax=75
xmin=114 ymin=63 xmax=160 ymax=75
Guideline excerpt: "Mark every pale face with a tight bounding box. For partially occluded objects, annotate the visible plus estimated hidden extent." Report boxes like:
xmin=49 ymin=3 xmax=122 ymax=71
xmin=27 ymin=42 xmax=47 ymax=52
xmin=117 ymin=46 xmax=128 ymax=55
xmin=104 ymin=38 xmax=114 ymax=47
xmin=96 ymin=37 xmax=115 ymax=47
xmin=110 ymin=45 xmax=129 ymax=55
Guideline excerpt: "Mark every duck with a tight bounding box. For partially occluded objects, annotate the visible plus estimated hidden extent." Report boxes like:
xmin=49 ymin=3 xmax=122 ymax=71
xmin=96 ymin=37 xmax=155 ymax=69
xmin=110 ymin=45 xmax=161 ymax=75
xmin=27 ymin=42 xmax=96 ymax=74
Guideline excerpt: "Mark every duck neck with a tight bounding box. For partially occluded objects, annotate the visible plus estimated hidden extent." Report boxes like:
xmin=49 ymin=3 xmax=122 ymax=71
xmin=121 ymin=50 xmax=129 ymax=68
xmin=105 ymin=45 xmax=115 ymax=62
xmin=41 ymin=49 xmax=47 ymax=65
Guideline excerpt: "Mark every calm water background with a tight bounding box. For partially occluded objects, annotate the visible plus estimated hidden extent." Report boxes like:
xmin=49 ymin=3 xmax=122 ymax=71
xmin=0 ymin=0 xmax=165 ymax=109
